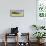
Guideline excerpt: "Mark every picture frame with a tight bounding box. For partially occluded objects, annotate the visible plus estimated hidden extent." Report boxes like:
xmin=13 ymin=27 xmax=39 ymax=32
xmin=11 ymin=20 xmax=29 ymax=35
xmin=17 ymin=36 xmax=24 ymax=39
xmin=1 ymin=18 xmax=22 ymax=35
xmin=10 ymin=10 xmax=24 ymax=17
xmin=37 ymin=0 xmax=46 ymax=18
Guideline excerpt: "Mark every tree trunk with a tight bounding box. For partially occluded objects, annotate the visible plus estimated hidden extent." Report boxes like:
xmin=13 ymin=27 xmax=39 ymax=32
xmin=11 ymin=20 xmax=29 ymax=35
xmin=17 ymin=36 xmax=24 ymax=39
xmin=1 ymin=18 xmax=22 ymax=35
xmin=37 ymin=39 xmax=40 ymax=46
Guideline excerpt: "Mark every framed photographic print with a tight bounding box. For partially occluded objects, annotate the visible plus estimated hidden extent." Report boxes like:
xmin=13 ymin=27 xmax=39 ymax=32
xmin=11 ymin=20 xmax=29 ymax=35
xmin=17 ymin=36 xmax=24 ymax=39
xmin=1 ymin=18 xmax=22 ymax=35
xmin=10 ymin=10 xmax=24 ymax=17
xmin=37 ymin=0 xmax=46 ymax=18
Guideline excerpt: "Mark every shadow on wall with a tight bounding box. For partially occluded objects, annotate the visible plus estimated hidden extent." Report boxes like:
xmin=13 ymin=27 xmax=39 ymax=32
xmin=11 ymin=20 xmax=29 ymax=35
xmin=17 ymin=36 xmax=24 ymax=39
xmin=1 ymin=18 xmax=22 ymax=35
xmin=3 ymin=28 xmax=11 ymax=34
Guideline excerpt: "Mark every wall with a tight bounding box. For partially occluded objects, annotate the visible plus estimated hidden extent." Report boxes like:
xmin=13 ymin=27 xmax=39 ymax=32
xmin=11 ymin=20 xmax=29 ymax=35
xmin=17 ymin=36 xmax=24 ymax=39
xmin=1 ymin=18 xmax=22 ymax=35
xmin=0 ymin=0 xmax=36 ymax=42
